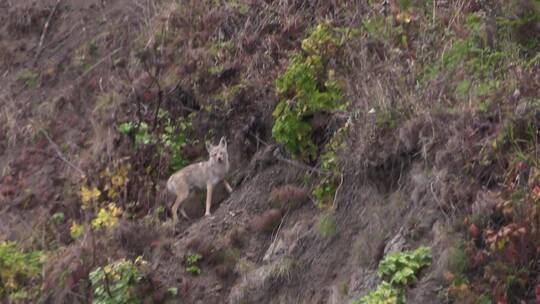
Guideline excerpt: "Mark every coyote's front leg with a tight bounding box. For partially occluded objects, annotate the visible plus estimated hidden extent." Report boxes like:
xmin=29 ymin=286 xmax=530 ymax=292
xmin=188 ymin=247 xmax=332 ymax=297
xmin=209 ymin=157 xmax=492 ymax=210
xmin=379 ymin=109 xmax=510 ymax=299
xmin=205 ymin=183 xmax=214 ymax=216
xmin=223 ymin=180 xmax=233 ymax=193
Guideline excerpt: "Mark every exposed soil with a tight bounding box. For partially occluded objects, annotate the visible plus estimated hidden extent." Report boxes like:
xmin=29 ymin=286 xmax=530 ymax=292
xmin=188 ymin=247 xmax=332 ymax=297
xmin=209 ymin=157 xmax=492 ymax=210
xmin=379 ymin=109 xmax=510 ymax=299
xmin=1 ymin=0 xmax=539 ymax=303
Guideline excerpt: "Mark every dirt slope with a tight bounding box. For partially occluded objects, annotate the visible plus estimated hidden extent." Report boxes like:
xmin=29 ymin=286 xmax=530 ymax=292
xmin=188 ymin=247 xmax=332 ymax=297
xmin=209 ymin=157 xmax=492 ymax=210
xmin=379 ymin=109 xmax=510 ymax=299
xmin=1 ymin=0 xmax=539 ymax=303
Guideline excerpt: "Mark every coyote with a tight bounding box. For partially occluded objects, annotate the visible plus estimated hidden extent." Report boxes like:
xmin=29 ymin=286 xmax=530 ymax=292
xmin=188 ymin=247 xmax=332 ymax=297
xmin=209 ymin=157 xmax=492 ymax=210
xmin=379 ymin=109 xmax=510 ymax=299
xmin=167 ymin=137 xmax=233 ymax=223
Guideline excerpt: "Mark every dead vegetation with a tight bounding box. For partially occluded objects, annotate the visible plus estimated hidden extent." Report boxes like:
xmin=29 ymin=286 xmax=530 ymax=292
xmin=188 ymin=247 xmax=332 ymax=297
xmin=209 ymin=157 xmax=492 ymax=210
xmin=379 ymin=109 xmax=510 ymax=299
xmin=0 ymin=0 xmax=539 ymax=303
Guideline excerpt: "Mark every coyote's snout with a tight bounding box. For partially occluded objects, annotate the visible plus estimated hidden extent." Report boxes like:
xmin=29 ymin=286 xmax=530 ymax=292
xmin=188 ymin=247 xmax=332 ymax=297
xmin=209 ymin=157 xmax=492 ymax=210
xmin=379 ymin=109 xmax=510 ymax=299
xmin=166 ymin=136 xmax=233 ymax=223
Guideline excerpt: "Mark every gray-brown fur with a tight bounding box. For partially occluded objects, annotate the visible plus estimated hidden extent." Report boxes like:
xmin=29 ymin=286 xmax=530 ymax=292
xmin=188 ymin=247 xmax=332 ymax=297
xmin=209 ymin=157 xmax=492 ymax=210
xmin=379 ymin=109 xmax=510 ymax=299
xmin=167 ymin=137 xmax=233 ymax=223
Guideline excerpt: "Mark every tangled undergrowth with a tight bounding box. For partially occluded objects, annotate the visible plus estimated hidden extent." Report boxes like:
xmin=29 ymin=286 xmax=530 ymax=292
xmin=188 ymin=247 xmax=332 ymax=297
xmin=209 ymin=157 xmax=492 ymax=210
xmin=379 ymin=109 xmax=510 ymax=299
xmin=0 ymin=241 xmax=44 ymax=301
xmin=0 ymin=0 xmax=538 ymax=303
xmin=89 ymin=256 xmax=147 ymax=304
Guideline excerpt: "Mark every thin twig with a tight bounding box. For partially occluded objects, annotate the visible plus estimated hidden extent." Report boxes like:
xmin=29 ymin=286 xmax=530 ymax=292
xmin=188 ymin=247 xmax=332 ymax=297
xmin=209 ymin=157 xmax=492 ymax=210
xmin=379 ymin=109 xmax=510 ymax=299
xmin=268 ymin=209 xmax=290 ymax=258
xmin=33 ymin=0 xmax=62 ymax=65
xmin=75 ymin=47 xmax=122 ymax=83
xmin=38 ymin=128 xmax=85 ymax=178
xmin=332 ymin=173 xmax=344 ymax=211
xmin=246 ymin=131 xmax=331 ymax=176
xmin=42 ymin=21 xmax=81 ymax=53
xmin=273 ymin=149 xmax=331 ymax=176
xmin=430 ymin=181 xmax=450 ymax=222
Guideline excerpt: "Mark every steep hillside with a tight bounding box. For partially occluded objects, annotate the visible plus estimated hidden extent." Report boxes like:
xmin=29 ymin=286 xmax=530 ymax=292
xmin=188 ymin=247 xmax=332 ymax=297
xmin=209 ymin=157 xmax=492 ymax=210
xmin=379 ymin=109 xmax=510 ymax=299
xmin=0 ymin=0 xmax=539 ymax=303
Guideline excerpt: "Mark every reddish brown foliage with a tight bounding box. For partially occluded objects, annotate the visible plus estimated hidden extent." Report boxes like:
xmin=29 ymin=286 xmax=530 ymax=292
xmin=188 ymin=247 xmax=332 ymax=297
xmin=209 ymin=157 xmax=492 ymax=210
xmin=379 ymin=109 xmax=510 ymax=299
xmin=268 ymin=185 xmax=309 ymax=212
xmin=249 ymin=209 xmax=282 ymax=235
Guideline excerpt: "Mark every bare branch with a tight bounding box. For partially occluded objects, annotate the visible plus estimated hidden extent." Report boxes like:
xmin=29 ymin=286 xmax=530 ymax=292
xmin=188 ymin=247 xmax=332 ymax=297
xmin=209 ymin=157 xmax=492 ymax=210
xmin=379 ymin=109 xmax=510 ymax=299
xmin=33 ymin=0 xmax=62 ymax=65
xmin=38 ymin=128 xmax=85 ymax=178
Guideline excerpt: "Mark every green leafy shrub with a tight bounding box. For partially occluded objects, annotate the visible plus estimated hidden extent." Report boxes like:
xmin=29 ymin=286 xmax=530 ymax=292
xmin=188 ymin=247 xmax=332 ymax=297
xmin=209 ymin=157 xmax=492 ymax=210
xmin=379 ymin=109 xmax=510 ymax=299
xmin=91 ymin=203 xmax=123 ymax=231
xmin=51 ymin=212 xmax=65 ymax=224
xmin=118 ymin=110 xmax=192 ymax=172
xmin=185 ymin=253 xmax=202 ymax=275
xmin=0 ymin=241 xmax=44 ymax=300
xmin=353 ymin=247 xmax=432 ymax=304
xmin=70 ymin=222 xmax=84 ymax=240
xmin=118 ymin=122 xmax=153 ymax=146
xmin=378 ymin=246 xmax=432 ymax=286
xmin=353 ymin=282 xmax=402 ymax=304
xmin=272 ymin=23 xmax=347 ymax=160
xmin=89 ymin=257 xmax=147 ymax=304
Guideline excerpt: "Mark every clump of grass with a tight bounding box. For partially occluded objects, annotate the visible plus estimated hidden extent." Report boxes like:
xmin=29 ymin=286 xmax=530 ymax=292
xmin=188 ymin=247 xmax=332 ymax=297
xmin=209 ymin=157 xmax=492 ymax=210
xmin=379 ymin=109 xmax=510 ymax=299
xmin=18 ymin=69 xmax=40 ymax=88
xmin=317 ymin=212 xmax=337 ymax=238
xmin=268 ymin=257 xmax=300 ymax=283
xmin=446 ymin=246 xmax=468 ymax=275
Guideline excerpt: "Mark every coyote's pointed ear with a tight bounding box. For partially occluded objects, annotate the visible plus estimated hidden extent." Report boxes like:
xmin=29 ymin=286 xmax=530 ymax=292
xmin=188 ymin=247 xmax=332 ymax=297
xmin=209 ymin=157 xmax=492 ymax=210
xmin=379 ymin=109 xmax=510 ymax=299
xmin=206 ymin=141 xmax=213 ymax=152
xmin=219 ymin=136 xmax=227 ymax=148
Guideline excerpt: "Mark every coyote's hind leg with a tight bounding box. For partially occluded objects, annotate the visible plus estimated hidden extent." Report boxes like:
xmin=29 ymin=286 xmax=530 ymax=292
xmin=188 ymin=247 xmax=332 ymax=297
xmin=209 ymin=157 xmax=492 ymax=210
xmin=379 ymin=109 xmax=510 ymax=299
xmin=171 ymin=182 xmax=189 ymax=224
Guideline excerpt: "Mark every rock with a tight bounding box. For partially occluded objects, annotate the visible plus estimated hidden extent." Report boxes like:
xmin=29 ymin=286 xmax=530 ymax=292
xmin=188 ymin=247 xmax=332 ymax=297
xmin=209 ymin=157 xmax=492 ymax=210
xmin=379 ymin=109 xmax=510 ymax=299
xmin=263 ymin=220 xmax=308 ymax=262
xmin=345 ymin=268 xmax=380 ymax=303
xmin=383 ymin=228 xmax=406 ymax=256
xmin=329 ymin=284 xmax=345 ymax=304
xmin=228 ymin=257 xmax=299 ymax=304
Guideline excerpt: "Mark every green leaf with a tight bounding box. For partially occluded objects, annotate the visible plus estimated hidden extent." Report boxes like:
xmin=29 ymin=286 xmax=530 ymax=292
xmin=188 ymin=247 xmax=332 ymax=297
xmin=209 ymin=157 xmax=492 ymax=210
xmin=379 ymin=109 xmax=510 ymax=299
xmin=168 ymin=287 xmax=178 ymax=296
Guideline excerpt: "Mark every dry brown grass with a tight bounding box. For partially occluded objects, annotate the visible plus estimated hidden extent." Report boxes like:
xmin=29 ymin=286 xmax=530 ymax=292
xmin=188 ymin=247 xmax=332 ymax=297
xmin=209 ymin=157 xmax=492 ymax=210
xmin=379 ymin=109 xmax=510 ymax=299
xmin=187 ymin=237 xmax=214 ymax=260
xmin=268 ymin=184 xmax=309 ymax=212
xmin=249 ymin=209 xmax=282 ymax=235
xmin=227 ymin=226 xmax=248 ymax=248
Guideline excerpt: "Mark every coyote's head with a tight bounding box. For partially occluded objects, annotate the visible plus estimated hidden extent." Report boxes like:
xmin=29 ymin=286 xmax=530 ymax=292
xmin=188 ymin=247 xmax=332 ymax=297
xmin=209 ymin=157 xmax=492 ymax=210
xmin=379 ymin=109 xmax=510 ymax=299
xmin=206 ymin=137 xmax=229 ymax=166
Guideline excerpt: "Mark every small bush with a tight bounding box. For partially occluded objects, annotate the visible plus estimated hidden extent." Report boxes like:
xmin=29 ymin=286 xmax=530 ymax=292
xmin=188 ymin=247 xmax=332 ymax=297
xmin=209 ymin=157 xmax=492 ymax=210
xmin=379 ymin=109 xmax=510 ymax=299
xmin=353 ymin=246 xmax=432 ymax=304
xmin=100 ymin=165 xmax=130 ymax=200
xmin=378 ymin=246 xmax=432 ymax=286
xmin=353 ymin=281 xmax=402 ymax=304
xmin=91 ymin=203 xmax=123 ymax=231
xmin=89 ymin=257 xmax=147 ymax=304
xmin=272 ymin=23 xmax=347 ymax=160
xmin=51 ymin=212 xmax=65 ymax=224
xmin=0 ymin=241 xmax=44 ymax=300
xmin=79 ymin=185 xmax=101 ymax=210
xmin=70 ymin=222 xmax=84 ymax=240
xmin=185 ymin=253 xmax=202 ymax=275
xmin=118 ymin=110 xmax=193 ymax=172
